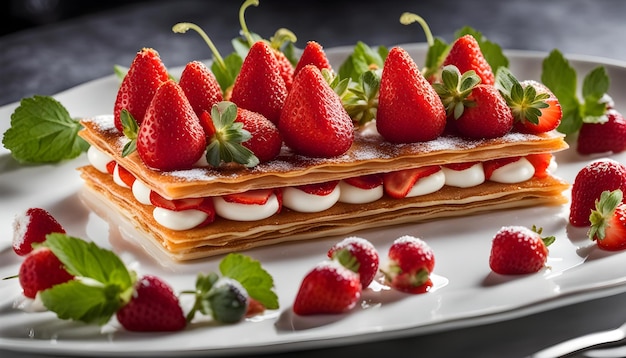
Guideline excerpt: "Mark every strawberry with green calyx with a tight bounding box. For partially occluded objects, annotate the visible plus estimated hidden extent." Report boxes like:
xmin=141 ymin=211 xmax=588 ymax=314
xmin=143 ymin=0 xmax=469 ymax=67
xmin=577 ymin=108 xmax=626 ymax=155
xmin=135 ymin=80 xmax=207 ymax=171
xmin=113 ymin=48 xmax=169 ymax=133
xmin=179 ymin=60 xmax=224 ymax=117
xmin=182 ymin=253 xmax=279 ymax=323
xmin=203 ymin=101 xmax=260 ymax=167
xmin=172 ymin=22 xmax=242 ymax=94
xmin=489 ymin=225 xmax=555 ymax=275
xmin=434 ymin=65 xmax=513 ymax=139
xmin=280 ymin=64 xmax=354 ymax=158
xmin=496 ymin=67 xmax=562 ymax=134
xmin=376 ymin=46 xmax=447 ymax=143
xmin=588 ymin=189 xmax=626 ymax=251
xmin=328 ymin=237 xmax=380 ymax=289
xmin=381 ymin=235 xmax=435 ymax=294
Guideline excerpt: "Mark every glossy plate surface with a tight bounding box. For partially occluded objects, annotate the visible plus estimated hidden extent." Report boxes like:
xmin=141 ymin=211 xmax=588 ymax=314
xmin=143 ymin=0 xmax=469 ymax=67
xmin=2 ymin=44 xmax=626 ymax=356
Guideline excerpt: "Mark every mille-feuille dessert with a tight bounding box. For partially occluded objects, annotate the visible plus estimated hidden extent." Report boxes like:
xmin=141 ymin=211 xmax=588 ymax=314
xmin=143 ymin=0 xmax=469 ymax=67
xmin=77 ymin=39 xmax=569 ymax=261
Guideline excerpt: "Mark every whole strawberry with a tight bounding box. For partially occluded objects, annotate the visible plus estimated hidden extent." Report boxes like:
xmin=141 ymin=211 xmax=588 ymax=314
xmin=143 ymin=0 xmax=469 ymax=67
xmin=442 ymin=34 xmax=495 ymax=85
xmin=293 ymin=260 xmax=361 ymax=315
xmin=577 ymin=109 xmax=626 ymax=155
xmin=294 ymin=41 xmax=333 ymax=77
xmin=12 ymin=207 xmax=65 ymax=256
xmin=19 ymin=248 xmax=74 ymax=298
xmin=179 ymin=60 xmax=223 ymax=117
xmin=116 ymin=275 xmax=187 ymax=332
xmin=236 ymin=108 xmax=282 ymax=163
xmin=570 ymin=159 xmax=626 ymax=227
xmin=376 ymin=46 xmax=447 ymax=143
xmin=327 ymin=237 xmax=380 ymax=289
xmin=230 ymin=41 xmax=288 ymax=125
xmin=589 ymin=189 xmax=626 ymax=251
xmin=136 ymin=80 xmax=207 ymax=171
xmin=113 ymin=48 xmax=169 ymax=132
xmin=381 ymin=236 xmax=435 ymax=294
xmin=489 ymin=226 xmax=555 ymax=274
xmin=279 ymin=64 xmax=354 ymax=158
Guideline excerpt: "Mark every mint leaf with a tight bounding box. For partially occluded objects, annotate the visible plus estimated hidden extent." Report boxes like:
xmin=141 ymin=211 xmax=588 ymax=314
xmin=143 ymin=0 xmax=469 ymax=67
xmin=422 ymin=37 xmax=449 ymax=80
xmin=40 ymin=234 xmax=136 ymax=325
xmin=212 ymin=52 xmax=243 ymax=93
xmin=541 ymin=49 xmax=582 ymax=135
xmin=338 ymin=41 xmax=387 ymax=82
xmin=2 ymin=95 xmax=89 ymax=163
xmin=219 ymin=253 xmax=278 ymax=310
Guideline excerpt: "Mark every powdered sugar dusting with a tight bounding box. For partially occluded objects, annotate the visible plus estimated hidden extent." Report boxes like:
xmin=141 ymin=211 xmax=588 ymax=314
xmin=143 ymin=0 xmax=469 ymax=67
xmin=83 ymin=115 xmax=117 ymax=132
xmin=12 ymin=211 xmax=31 ymax=250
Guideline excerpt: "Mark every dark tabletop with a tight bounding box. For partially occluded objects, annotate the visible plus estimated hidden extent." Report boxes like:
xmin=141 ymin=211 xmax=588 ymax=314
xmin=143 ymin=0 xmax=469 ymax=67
xmin=2 ymin=1 xmax=626 ymax=357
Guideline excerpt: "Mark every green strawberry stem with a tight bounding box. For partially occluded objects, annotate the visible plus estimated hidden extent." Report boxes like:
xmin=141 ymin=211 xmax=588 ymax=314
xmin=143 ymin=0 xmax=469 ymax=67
xmin=269 ymin=28 xmax=297 ymax=51
xmin=172 ymin=22 xmax=227 ymax=73
xmin=589 ymin=189 xmax=623 ymax=241
xmin=399 ymin=12 xmax=434 ymax=47
xmin=239 ymin=0 xmax=296 ymax=51
xmin=239 ymin=0 xmax=260 ymax=47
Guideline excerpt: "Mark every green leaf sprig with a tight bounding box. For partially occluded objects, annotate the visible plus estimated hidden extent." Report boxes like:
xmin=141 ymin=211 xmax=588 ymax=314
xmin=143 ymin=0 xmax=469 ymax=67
xmin=2 ymin=95 xmax=89 ymax=163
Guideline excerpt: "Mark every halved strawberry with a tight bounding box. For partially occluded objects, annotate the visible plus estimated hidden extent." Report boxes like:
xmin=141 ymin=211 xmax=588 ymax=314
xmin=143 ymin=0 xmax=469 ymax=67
xmin=589 ymin=189 xmax=626 ymax=251
xmin=343 ymin=174 xmax=383 ymax=190
xmin=483 ymin=157 xmax=521 ymax=180
xmin=383 ymin=166 xmax=441 ymax=199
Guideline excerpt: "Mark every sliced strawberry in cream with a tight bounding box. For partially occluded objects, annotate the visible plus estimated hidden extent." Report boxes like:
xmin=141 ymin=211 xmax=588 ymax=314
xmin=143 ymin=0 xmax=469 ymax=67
xmin=87 ymin=146 xmax=114 ymax=173
xmin=525 ymin=153 xmax=553 ymax=179
xmin=339 ymin=174 xmax=384 ymax=204
xmin=283 ymin=181 xmax=340 ymax=212
xmin=214 ymin=189 xmax=282 ymax=221
xmin=105 ymin=160 xmax=116 ymax=175
xmin=441 ymin=162 xmax=485 ymax=188
xmin=113 ymin=163 xmax=136 ymax=188
xmin=150 ymin=192 xmax=215 ymax=230
xmin=484 ymin=157 xmax=535 ymax=183
xmin=383 ymin=166 xmax=444 ymax=199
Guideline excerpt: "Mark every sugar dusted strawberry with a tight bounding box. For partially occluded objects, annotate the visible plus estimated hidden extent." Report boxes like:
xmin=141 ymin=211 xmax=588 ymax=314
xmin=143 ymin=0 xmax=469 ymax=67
xmin=179 ymin=60 xmax=223 ymax=117
xmin=376 ymin=46 xmax=447 ymax=143
xmin=230 ymin=41 xmax=288 ymax=125
xmin=293 ymin=260 xmax=361 ymax=315
xmin=19 ymin=248 xmax=74 ymax=298
xmin=280 ymin=65 xmax=354 ymax=158
xmin=443 ymin=34 xmax=495 ymax=86
xmin=489 ymin=226 xmax=555 ymax=274
xmin=13 ymin=207 xmax=65 ymax=256
xmin=328 ymin=237 xmax=380 ymax=289
xmin=381 ymin=235 xmax=435 ymax=294
xmin=116 ymin=275 xmax=186 ymax=332
xmin=236 ymin=107 xmax=282 ymax=163
xmin=589 ymin=189 xmax=626 ymax=251
xmin=577 ymin=109 xmax=626 ymax=155
xmin=136 ymin=80 xmax=207 ymax=171
xmin=113 ymin=48 xmax=169 ymax=132
xmin=570 ymin=159 xmax=626 ymax=227
xmin=294 ymin=41 xmax=333 ymax=76
xmin=511 ymin=80 xmax=562 ymax=134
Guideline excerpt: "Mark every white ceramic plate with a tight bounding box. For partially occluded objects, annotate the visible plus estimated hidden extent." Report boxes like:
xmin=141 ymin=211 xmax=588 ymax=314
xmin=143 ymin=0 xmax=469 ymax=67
xmin=2 ymin=44 xmax=626 ymax=357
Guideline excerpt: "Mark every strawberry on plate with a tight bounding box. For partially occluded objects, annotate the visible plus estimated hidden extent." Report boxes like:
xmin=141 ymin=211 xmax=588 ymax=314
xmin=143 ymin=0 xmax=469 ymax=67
xmin=577 ymin=109 xmax=626 ymax=155
xmin=113 ymin=48 xmax=169 ymax=132
xmin=376 ymin=46 xmax=447 ymax=143
xmin=328 ymin=237 xmax=380 ymax=289
xmin=19 ymin=247 xmax=74 ymax=298
xmin=116 ymin=275 xmax=187 ymax=332
xmin=570 ymin=159 xmax=626 ymax=227
xmin=588 ymin=189 xmax=626 ymax=251
xmin=279 ymin=64 xmax=354 ymax=158
xmin=12 ymin=207 xmax=65 ymax=256
xmin=292 ymin=260 xmax=361 ymax=315
xmin=381 ymin=235 xmax=435 ymax=294
xmin=489 ymin=225 xmax=555 ymax=275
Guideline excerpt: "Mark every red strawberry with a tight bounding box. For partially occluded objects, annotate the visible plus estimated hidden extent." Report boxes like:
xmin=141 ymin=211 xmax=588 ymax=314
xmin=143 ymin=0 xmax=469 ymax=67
xmin=12 ymin=208 xmax=65 ymax=256
xmin=294 ymin=41 xmax=333 ymax=77
xmin=236 ymin=108 xmax=282 ymax=163
xmin=292 ymin=260 xmax=361 ymax=315
xmin=526 ymin=153 xmax=553 ymax=178
xmin=230 ymin=41 xmax=288 ymax=125
xmin=577 ymin=109 xmax=626 ymax=155
xmin=376 ymin=46 xmax=447 ymax=143
xmin=279 ymin=65 xmax=354 ymax=158
xmin=483 ymin=157 xmax=521 ymax=180
xmin=113 ymin=48 xmax=169 ymax=132
xmin=136 ymin=80 xmax=207 ymax=171
xmin=442 ymin=34 xmax=495 ymax=85
xmin=114 ymin=163 xmax=136 ymax=187
xmin=383 ymin=166 xmax=442 ymax=199
xmin=150 ymin=191 xmax=215 ymax=227
xmin=328 ymin=237 xmax=380 ymax=289
xmin=222 ymin=189 xmax=282 ymax=207
xmin=116 ymin=275 xmax=186 ymax=332
xmin=489 ymin=226 xmax=555 ymax=274
xmin=179 ymin=60 xmax=223 ymax=117
xmin=455 ymin=84 xmax=514 ymax=139
xmin=19 ymin=248 xmax=74 ymax=298
xmin=509 ymin=80 xmax=562 ymax=134
xmin=381 ymin=236 xmax=435 ymax=294
xmin=295 ymin=180 xmax=339 ymax=195
xmin=343 ymin=174 xmax=383 ymax=190
xmin=274 ymin=50 xmax=295 ymax=92
xmin=570 ymin=159 xmax=626 ymax=227
xmin=588 ymin=189 xmax=626 ymax=251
